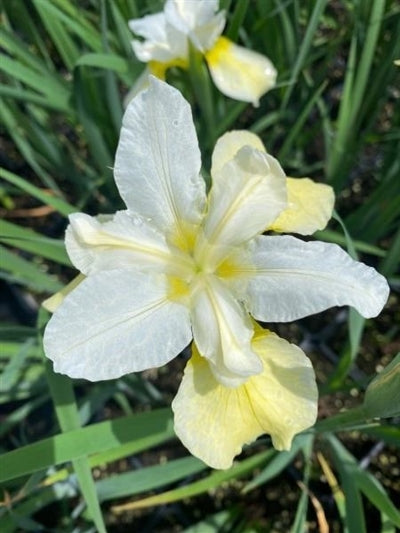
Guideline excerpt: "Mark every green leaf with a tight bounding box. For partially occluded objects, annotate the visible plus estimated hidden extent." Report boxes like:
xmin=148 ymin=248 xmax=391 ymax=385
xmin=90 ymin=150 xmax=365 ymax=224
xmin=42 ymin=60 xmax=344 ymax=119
xmin=327 ymin=434 xmax=400 ymax=530
xmin=364 ymin=353 xmax=400 ymax=418
xmin=326 ymin=435 xmax=367 ymax=533
xmin=225 ymin=0 xmax=250 ymax=41
xmin=0 ymin=244 xmax=63 ymax=292
xmin=242 ymin=434 xmax=313 ymax=494
xmin=290 ymin=435 xmax=314 ymax=533
xmin=0 ymin=408 xmax=174 ymax=482
xmin=112 ymin=450 xmax=271 ymax=511
xmin=0 ymin=219 xmax=70 ymax=266
xmin=0 ymin=338 xmax=35 ymax=393
xmin=0 ymin=168 xmax=76 ymax=217
xmin=75 ymin=53 xmax=129 ymax=73
xmin=0 ymin=54 xmax=69 ymax=110
xmin=281 ymin=0 xmax=329 ymax=109
xmin=354 ymin=469 xmax=400 ymax=527
xmin=97 ymin=456 xmax=206 ymax=502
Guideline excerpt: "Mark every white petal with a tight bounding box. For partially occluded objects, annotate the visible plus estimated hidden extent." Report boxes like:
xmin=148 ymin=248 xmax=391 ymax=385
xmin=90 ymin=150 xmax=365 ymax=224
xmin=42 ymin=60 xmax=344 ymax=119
xmin=270 ymin=177 xmax=335 ymax=235
xmin=236 ymin=235 xmax=390 ymax=321
xmin=196 ymin=145 xmax=286 ymax=266
xmin=206 ymin=37 xmax=277 ymax=105
xmin=211 ymin=130 xmax=266 ymax=177
xmin=65 ymin=211 xmax=189 ymax=277
xmin=114 ymin=77 xmax=206 ymax=248
xmin=190 ymin=11 xmax=225 ymax=52
xmin=164 ymin=0 xmax=225 ymax=51
xmin=172 ymin=331 xmax=317 ymax=469
xmin=165 ymin=0 xmax=219 ymax=32
xmin=190 ymin=275 xmax=261 ymax=386
xmin=43 ymin=270 xmax=192 ymax=381
xmin=129 ymin=12 xmax=186 ymax=63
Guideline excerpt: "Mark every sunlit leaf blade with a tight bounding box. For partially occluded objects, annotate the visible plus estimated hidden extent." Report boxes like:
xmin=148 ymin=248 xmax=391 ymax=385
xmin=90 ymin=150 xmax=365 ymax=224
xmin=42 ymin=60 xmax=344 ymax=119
xmin=0 ymin=409 xmax=174 ymax=482
xmin=112 ymin=451 xmax=271 ymax=512
xmin=97 ymin=456 xmax=206 ymax=502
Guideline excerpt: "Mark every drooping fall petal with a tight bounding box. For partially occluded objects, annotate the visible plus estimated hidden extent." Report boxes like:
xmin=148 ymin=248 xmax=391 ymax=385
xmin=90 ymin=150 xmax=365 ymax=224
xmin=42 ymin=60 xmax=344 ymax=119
xmin=172 ymin=330 xmax=317 ymax=469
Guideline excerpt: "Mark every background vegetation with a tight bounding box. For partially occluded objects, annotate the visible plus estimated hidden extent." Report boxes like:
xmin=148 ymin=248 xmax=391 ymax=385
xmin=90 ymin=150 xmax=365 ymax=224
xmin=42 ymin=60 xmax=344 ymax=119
xmin=1 ymin=0 xmax=399 ymax=531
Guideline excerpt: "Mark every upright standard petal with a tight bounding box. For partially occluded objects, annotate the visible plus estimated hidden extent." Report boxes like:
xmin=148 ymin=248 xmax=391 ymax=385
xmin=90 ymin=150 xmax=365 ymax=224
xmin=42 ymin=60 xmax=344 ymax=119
xmin=65 ymin=211 xmax=190 ymax=277
xmin=190 ymin=275 xmax=262 ymax=387
xmin=164 ymin=0 xmax=225 ymax=51
xmin=236 ymin=235 xmax=390 ymax=322
xmin=165 ymin=0 xmax=220 ymax=31
xmin=44 ymin=270 xmax=192 ymax=381
xmin=211 ymin=133 xmax=334 ymax=235
xmin=129 ymin=12 xmax=186 ymax=62
xmin=269 ymin=178 xmax=335 ymax=235
xmin=211 ymin=130 xmax=266 ymax=177
xmin=206 ymin=37 xmax=277 ymax=105
xmin=114 ymin=77 xmax=206 ymax=249
xmin=172 ymin=331 xmax=317 ymax=469
xmin=197 ymin=145 xmax=286 ymax=266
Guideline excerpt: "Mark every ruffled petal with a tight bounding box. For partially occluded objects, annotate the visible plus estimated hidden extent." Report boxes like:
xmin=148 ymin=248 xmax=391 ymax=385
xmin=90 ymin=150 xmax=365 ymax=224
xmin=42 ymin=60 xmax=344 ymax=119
xmin=270 ymin=178 xmax=335 ymax=235
xmin=235 ymin=235 xmax=390 ymax=322
xmin=190 ymin=275 xmax=261 ymax=387
xmin=172 ymin=330 xmax=317 ymax=469
xmin=43 ymin=270 xmax=192 ymax=381
xmin=211 ymin=130 xmax=266 ymax=177
xmin=206 ymin=37 xmax=277 ymax=105
xmin=65 ymin=211 xmax=190 ymax=278
xmin=196 ymin=145 xmax=286 ymax=267
xmin=114 ymin=77 xmax=206 ymax=249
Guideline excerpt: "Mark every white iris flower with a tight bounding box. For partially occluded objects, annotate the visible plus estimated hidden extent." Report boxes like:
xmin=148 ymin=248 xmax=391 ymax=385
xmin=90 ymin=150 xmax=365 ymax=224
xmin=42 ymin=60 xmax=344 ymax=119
xmin=127 ymin=0 xmax=277 ymax=105
xmin=44 ymin=78 xmax=389 ymax=469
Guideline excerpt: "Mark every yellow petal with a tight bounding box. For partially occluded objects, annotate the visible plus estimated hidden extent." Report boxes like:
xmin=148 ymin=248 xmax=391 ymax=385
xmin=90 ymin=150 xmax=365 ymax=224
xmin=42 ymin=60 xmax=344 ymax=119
xmin=172 ymin=331 xmax=318 ymax=469
xmin=172 ymin=346 xmax=264 ymax=469
xmin=205 ymin=37 xmax=277 ymax=105
xmin=249 ymin=330 xmax=318 ymax=451
xmin=211 ymin=130 xmax=266 ymax=177
xmin=42 ymin=274 xmax=85 ymax=313
xmin=270 ymin=177 xmax=335 ymax=235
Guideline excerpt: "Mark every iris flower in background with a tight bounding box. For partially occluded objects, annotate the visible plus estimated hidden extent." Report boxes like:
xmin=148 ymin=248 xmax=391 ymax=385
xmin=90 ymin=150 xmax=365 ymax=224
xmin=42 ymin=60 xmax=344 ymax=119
xmin=127 ymin=0 xmax=277 ymax=105
xmin=43 ymin=78 xmax=389 ymax=469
